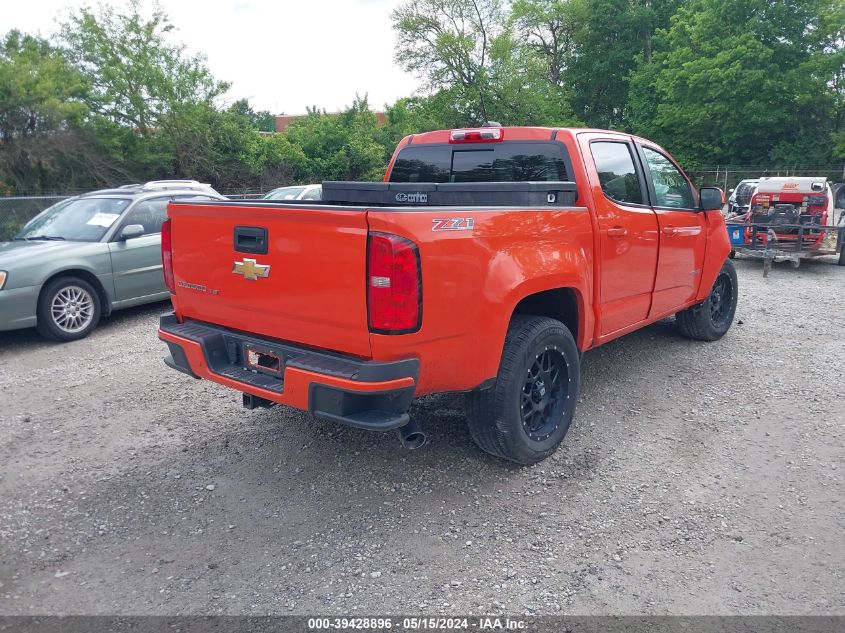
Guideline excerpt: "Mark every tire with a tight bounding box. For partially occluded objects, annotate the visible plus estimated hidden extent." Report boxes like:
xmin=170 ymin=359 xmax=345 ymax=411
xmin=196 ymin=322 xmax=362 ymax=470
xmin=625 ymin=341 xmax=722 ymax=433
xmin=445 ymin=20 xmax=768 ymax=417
xmin=838 ymin=231 xmax=845 ymax=266
xmin=465 ymin=316 xmax=580 ymax=465
xmin=36 ymin=276 xmax=102 ymax=342
xmin=676 ymin=259 xmax=738 ymax=342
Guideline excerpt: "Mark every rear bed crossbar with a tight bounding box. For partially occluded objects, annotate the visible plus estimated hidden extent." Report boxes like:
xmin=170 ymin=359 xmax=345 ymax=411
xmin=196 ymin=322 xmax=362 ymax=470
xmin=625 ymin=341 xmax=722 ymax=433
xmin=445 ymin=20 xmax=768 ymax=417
xmin=319 ymin=180 xmax=580 ymax=207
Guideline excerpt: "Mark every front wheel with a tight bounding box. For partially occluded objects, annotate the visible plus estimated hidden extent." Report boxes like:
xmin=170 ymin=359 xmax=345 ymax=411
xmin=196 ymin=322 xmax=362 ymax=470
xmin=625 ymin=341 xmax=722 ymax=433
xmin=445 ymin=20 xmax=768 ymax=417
xmin=466 ymin=316 xmax=580 ymax=465
xmin=676 ymin=259 xmax=738 ymax=341
xmin=36 ymin=276 xmax=102 ymax=342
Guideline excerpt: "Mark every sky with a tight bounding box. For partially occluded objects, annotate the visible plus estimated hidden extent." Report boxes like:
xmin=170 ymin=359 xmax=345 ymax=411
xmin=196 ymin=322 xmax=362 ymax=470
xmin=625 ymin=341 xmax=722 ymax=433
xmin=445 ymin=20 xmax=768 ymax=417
xmin=4 ymin=0 xmax=423 ymax=115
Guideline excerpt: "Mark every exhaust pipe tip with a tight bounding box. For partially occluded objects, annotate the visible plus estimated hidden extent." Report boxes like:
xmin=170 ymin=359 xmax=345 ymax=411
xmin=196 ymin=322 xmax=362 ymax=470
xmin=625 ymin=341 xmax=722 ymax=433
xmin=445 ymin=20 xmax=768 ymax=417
xmin=398 ymin=420 xmax=427 ymax=450
xmin=401 ymin=430 xmax=427 ymax=450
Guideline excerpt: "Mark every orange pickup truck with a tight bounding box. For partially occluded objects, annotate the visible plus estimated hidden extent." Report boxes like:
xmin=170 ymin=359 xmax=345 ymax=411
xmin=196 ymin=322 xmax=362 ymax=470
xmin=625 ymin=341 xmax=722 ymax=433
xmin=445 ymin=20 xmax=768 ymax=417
xmin=158 ymin=126 xmax=736 ymax=464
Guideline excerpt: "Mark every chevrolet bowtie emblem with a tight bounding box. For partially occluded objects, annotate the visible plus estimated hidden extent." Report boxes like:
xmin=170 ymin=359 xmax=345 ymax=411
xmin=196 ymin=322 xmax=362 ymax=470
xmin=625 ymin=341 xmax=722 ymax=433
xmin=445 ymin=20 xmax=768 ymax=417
xmin=232 ymin=258 xmax=271 ymax=281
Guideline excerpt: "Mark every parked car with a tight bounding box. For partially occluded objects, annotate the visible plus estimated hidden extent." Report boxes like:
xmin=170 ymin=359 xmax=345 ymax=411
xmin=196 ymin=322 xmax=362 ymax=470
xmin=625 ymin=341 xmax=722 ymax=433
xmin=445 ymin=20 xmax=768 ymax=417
xmin=0 ymin=180 xmax=225 ymax=341
xmin=831 ymin=182 xmax=845 ymax=210
xmin=731 ymin=177 xmax=844 ymax=268
xmin=726 ymin=178 xmax=759 ymax=218
xmin=159 ymin=126 xmax=735 ymax=465
xmin=262 ymin=184 xmax=322 ymax=201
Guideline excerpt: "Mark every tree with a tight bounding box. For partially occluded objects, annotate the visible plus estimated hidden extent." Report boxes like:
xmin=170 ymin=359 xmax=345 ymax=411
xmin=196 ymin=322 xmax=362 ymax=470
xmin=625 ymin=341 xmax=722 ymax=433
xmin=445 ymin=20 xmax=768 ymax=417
xmin=629 ymin=0 xmax=845 ymax=167
xmin=511 ymin=0 xmax=575 ymax=87
xmin=0 ymin=30 xmax=133 ymax=193
xmin=0 ymin=30 xmax=88 ymax=140
xmin=563 ymin=0 xmax=681 ymax=129
xmin=59 ymin=0 xmax=228 ymax=135
xmin=392 ymin=0 xmax=508 ymax=122
xmin=154 ymin=103 xmax=250 ymax=187
xmin=285 ymin=96 xmax=389 ymax=182
xmin=392 ymin=0 xmax=581 ymax=125
xmin=243 ymin=132 xmax=308 ymax=188
xmin=228 ymin=98 xmax=277 ymax=133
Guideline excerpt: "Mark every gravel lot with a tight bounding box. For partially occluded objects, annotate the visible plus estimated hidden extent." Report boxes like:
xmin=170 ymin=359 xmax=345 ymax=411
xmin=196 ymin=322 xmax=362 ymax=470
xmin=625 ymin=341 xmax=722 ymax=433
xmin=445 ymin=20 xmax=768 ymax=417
xmin=1 ymin=257 xmax=843 ymax=616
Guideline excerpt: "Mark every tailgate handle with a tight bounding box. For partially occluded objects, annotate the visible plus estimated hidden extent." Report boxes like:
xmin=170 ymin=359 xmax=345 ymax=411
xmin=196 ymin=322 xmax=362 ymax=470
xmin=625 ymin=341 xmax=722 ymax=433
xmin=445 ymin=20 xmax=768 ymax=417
xmin=234 ymin=226 xmax=268 ymax=254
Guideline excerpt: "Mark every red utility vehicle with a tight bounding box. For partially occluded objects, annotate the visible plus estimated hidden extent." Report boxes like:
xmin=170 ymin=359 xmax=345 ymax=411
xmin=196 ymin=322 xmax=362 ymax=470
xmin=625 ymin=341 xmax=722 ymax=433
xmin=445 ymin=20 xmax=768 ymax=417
xmin=158 ymin=126 xmax=736 ymax=464
xmin=730 ymin=177 xmax=845 ymax=268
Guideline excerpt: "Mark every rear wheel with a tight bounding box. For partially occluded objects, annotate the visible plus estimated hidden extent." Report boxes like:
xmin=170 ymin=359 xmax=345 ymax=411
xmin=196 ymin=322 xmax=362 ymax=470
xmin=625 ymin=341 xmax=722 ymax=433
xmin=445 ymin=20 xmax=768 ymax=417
xmin=676 ymin=259 xmax=738 ymax=341
xmin=838 ymin=234 xmax=845 ymax=266
xmin=36 ymin=276 xmax=102 ymax=342
xmin=466 ymin=316 xmax=580 ymax=465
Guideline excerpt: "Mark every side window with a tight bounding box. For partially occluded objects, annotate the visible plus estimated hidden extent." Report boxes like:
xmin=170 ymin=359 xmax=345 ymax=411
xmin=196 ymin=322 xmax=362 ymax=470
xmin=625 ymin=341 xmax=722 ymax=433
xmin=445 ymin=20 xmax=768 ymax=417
xmin=642 ymin=147 xmax=694 ymax=209
xmin=590 ymin=142 xmax=644 ymax=205
xmin=301 ymin=187 xmax=322 ymax=201
xmin=120 ymin=197 xmax=170 ymax=236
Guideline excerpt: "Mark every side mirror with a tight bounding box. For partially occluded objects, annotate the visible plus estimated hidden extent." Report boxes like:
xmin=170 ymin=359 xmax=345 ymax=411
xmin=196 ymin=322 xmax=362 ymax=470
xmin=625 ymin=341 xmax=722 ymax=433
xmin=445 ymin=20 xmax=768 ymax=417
xmin=700 ymin=187 xmax=725 ymax=211
xmin=120 ymin=224 xmax=145 ymax=240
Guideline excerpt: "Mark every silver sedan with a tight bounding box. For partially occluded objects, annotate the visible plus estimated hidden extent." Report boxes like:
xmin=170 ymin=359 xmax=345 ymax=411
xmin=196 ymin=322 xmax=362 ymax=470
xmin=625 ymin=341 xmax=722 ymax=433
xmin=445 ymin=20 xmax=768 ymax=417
xmin=0 ymin=181 xmax=225 ymax=341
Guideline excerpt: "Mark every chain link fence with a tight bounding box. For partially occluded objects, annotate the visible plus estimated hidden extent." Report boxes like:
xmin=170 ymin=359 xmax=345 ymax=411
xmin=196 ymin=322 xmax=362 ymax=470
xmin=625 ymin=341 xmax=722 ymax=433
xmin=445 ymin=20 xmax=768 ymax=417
xmin=3 ymin=168 xmax=844 ymax=240
xmin=687 ymin=166 xmax=845 ymax=191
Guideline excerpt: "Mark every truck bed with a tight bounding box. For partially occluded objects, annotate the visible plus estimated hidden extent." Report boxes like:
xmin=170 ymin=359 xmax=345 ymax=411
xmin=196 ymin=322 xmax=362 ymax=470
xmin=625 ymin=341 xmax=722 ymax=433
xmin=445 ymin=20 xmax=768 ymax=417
xmin=165 ymin=180 xmax=591 ymax=389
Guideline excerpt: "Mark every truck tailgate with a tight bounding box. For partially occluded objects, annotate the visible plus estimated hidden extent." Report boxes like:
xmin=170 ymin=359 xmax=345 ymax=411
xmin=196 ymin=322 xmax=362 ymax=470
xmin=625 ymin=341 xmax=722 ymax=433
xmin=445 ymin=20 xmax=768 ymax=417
xmin=167 ymin=201 xmax=371 ymax=358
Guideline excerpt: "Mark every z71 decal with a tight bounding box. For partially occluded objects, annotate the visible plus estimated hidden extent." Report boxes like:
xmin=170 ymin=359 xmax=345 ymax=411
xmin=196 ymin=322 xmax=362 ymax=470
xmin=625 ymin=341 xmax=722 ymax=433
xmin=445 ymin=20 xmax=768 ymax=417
xmin=432 ymin=218 xmax=475 ymax=232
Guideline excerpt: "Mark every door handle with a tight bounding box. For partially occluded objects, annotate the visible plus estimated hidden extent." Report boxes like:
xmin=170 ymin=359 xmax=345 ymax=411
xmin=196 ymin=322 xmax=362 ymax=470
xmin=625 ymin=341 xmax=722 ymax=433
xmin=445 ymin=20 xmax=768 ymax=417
xmin=234 ymin=225 xmax=268 ymax=254
xmin=662 ymin=226 xmax=678 ymax=236
xmin=607 ymin=227 xmax=627 ymax=238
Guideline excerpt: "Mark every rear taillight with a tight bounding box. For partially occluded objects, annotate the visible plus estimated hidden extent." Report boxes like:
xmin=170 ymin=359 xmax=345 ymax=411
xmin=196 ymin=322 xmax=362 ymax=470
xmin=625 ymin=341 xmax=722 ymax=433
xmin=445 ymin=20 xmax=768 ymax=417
xmin=367 ymin=232 xmax=421 ymax=333
xmin=161 ymin=218 xmax=175 ymax=293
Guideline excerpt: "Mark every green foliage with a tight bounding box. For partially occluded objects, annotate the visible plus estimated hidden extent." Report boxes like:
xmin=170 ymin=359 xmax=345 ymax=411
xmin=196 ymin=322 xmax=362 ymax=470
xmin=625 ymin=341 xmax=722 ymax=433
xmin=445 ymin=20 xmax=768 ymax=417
xmin=392 ymin=0 xmax=508 ymax=123
xmin=285 ymin=97 xmax=391 ymax=182
xmin=565 ymin=0 xmax=681 ymax=128
xmin=0 ymin=30 xmax=89 ymax=140
xmin=393 ymin=0 xmax=584 ymax=126
xmin=0 ymin=30 xmax=135 ymax=193
xmin=629 ymin=0 xmax=845 ymax=167
xmin=156 ymin=103 xmax=256 ymax=185
xmin=390 ymin=0 xmax=683 ymax=128
xmin=242 ymin=133 xmax=308 ymax=186
xmin=228 ymin=98 xmax=276 ymax=133
xmin=60 ymin=0 xmax=228 ymax=134
xmin=2 ymin=0 xmax=844 ymax=199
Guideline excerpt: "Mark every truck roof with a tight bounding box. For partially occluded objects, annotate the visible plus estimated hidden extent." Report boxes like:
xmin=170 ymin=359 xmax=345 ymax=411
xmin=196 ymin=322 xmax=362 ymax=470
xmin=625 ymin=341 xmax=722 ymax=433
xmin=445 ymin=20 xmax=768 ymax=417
xmin=403 ymin=126 xmax=631 ymax=146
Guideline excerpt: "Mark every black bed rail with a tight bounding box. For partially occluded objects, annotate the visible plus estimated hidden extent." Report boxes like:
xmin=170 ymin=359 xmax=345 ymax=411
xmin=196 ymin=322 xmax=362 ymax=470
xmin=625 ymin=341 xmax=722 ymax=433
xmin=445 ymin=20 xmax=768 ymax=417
xmin=319 ymin=181 xmax=579 ymax=207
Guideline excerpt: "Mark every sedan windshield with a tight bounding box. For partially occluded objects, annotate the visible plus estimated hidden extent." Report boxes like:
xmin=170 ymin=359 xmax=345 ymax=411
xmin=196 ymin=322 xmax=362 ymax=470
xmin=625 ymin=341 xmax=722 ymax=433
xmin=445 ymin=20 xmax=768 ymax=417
xmin=16 ymin=197 xmax=131 ymax=242
xmin=264 ymin=186 xmax=306 ymax=200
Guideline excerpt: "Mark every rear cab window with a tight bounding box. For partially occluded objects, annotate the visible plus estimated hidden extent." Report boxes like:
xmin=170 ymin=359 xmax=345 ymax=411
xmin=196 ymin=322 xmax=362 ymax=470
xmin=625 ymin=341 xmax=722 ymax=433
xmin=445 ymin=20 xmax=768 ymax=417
xmin=388 ymin=142 xmax=571 ymax=183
